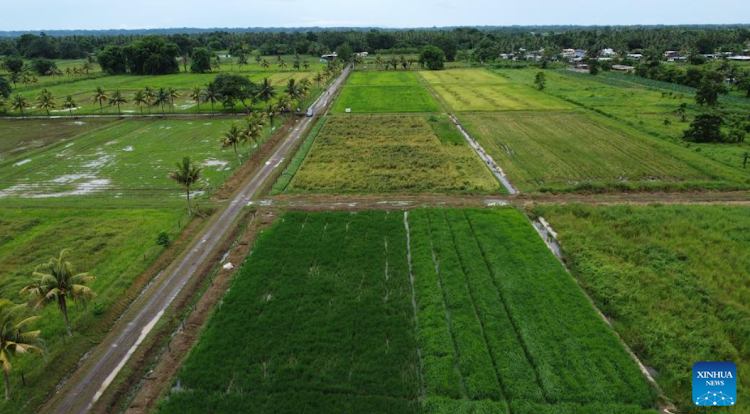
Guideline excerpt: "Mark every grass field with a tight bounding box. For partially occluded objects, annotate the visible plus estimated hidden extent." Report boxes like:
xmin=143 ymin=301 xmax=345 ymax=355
xmin=0 ymin=207 xmax=186 ymax=411
xmin=460 ymin=111 xmax=750 ymax=192
xmin=418 ymin=69 xmax=573 ymax=112
xmin=0 ymin=117 xmax=271 ymax=206
xmin=284 ymin=115 xmax=500 ymax=193
xmin=497 ymin=69 xmax=750 ymax=171
xmin=535 ymin=204 xmax=750 ymax=413
xmin=332 ymin=71 xmax=439 ymax=113
xmin=157 ymin=209 xmax=657 ymax=414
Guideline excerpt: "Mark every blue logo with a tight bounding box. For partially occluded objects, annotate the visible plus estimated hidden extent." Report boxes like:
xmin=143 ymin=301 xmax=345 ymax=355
xmin=693 ymin=361 xmax=737 ymax=406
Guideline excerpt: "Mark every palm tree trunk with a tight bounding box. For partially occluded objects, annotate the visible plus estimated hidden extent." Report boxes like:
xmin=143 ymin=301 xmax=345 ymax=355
xmin=3 ymin=370 xmax=9 ymax=401
xmin=234 ymin=144 xmax=241 ymax=165
xmin=186 ymin=189 xmax=192 ymax=215
xmin=59 ymin=296 xmax=72 ymax=337
xmin=99 ymin=102 xmax=103 ymax=113
xmin=117 ymin=104 xmax=121 ymax=115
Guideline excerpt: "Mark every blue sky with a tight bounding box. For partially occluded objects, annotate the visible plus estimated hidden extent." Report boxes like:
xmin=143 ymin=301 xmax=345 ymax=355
xmin=4 ymin=0 xmax=749 ymax=31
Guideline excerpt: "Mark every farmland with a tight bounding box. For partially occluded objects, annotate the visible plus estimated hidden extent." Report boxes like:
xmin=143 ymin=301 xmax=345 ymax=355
xmin=460 ymin=110 xmax=750 ymax=192
xmin=419 ymin=69 xmax=574 ymax=112
xmin=156 ymin=209 xmax=658 ymax=414
xmin=332 ymin=71 xmax=439 ymax=113
xmin=0 ymin=118 xmax=116 ymax=157
xmin=0 ymin=117 xmax=270 ymax=207
xmin=535 ymin=204 xmax=750 ymax=412
xmin=283 ymin=115 xmax=500 ymax=193
xmin=496 ymin=69 xmax=750 ymax=171
xmin=0 ymin=207 xmax=185 ymax=410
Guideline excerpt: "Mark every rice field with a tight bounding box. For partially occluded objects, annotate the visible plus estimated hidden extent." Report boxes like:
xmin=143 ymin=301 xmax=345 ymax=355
xmin=0 ymin=117 xmax=271 ymax=206
xmin=332 ymin=71 xmax=439 ymax=113
xmin=496 ymin=69 xmax=750 ymax=171
xmin=535 ymin=204 xmax=750 ymax=413
xmin=417 ymin=69 xmax=573 ymax=112
xmin=156 ymin=209 xmax=658 ymax=414
xmin=460 ymin=111 xmax=750 ymax=192
xmin=283 ymin=115 xmax=500 ymax=194
xmin=0 ymin=118 xmax=116 ymax=158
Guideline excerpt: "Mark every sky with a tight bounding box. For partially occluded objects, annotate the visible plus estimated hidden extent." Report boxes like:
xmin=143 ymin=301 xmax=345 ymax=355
xmin=3 ymin=0 xmax=749 ymax=31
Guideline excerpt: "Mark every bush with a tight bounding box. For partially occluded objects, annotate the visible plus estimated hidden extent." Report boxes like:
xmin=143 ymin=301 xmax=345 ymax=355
xmin=31 ymin=58 xmax=57 ymax=76
xmin=156 ymin=231 xmax=170 ymax=247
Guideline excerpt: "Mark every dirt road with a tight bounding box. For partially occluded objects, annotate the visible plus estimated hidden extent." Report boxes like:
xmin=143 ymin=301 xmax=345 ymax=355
xmin=45 ymin=66 xmax=350 ymax=414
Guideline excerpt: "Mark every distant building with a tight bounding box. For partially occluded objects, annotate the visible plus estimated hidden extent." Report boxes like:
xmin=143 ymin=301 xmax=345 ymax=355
xmin=627 ymin=53 xmax=643 ymax=60
xmin=728 ymin=56 xmax=750 ymax=61
xmin=320 ymin=53 xmax=338 ymax=62
xmin=600 ymin=48 xmax=616 ymax=56
xmin=612 ymin=64 xmax=635 ymax=72
xmin=217 ymin=54 xmax=232 ymax=59
xmin=562 ymin=48 xmax=576 ymax=58
xmin=597 ymin=57 xmax=613 ymax=62
xmin=574 ymin=49 xmax=586 ymax=58
xmin=355 ymin=52 xmax=369 ymax=57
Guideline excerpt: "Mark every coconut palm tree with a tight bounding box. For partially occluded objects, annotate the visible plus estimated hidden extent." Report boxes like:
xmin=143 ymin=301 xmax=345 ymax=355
xmin=278 ymin=60 xmax=287 ymax=70
xmin=265 ymin=103 xmax=280 ymax=129
xmin=10 ymin=95 xmax=29 ymax=116
xmin=203 ymin=83 xmax=219 ymax=111
xmin=276 ymin=95 xmax=292 ymax=115
xmin=236 ymin=53 xmax=248 ymax=71
xmin=189 ymin=87 xmax=203 ymax=112
xmin=256 ymin=78 xmax=276 ymax=105
xmin=299 ymin=78 xmax=312 ymax=98
xmin=245 ymin=114 xmax=265 ymax=147
xmin=222 ymin=122 xmax=247 ymax=165
xmin=374 ymin=55 xmax=384 ymax=69
xmin=132 ymin=90 xmax=147 ymax=114
xmin=92 ymin=87 xmax=108 ymax=113
xmin=168 ymin=87 xmax=180 ymax=113
xmin=20 ymin=250 xmax=96 ymax=337
xmin=211 ymin=59 xmax=221 ymax=71
xmin=62 ymin=95 xmax=77 ymax=116
xmin=260 ymin=59 xmax=270 ymax=69
xmin=0 ymin=299 xmax=43 ymax=400
xmin=254 ymin=53 xmax=262 ymax=64
xmin=82 ymin=62 xmax=92 ymax=75
xmin=313 ymin=72 xmax=325 ymax=88
xmin=285 ymin=78 xmax=301 ymax=101
xmin=302 ymin=60 xmax=310 ymax=70
xmin=154 ymin=88 xmax=170 ymax=114
xmin=144 ymin=87 xmax=155 ymax=114
xmin=108 ymin=90 xmax=127 ymax=115
xmin=36 ymin=89 xmax=56 ymax=116
xmin=169 ymin=157 xmax=202 ymax=215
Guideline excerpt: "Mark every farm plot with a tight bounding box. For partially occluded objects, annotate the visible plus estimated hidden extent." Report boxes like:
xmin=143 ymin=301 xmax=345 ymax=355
xmin=497 ymin=69 xmax=750 ymax=171
xmin=284 ymin=115 xmax=500 ymax=194
xmin=0 ymin=117 xmax=269 ymax=206
xmin=158 ymin=209 xmax=657 ymax=414
xmin=460 ymin=111 xmax=750 ymax=192
xmin=157 ymin=211 xmax=422 ymax=414
xmin=0 ymin=207 xmax=184 ymax=410
xmin=0 ymin=118 xmax=115 ymax=158
xmin=332 ymin=71 xmax=439 ymax=113
xmin=418 ymin=69 xmax=573 ymax=112
xmin=408 ymin=209 xmax=657 ymax=413
xmin=535 ymin=204 xmax=750 ymax=413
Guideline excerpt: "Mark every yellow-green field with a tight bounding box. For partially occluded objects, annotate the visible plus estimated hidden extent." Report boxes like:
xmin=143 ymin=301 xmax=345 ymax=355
xmin=461 ymin=111 xmax=750 ymax=191
xmin=285 ymin=115 xmax=501 ymax=193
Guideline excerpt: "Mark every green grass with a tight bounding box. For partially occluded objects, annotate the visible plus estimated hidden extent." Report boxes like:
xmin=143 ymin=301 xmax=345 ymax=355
xmin=0 ymin=117 xmax=274 ymax=207
xmin=496 ymin=69 xmax=750 ymax=171
xmin=419 ymin=69 xmax=510 ymax=85
xmin=0 ymin=207 xmax=186 ymax=413
xmin=156 ymin=209 xmax=657 ymax=414
xmin=534 ymin=204 xmax=750 ymax=413
xmin=460 ymin=111 xmax=750 ymax=192
xmin=332 ymin=71 xmax=439 ymax=113
xmin=285 ymin=115 xmax=500 ymax=194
